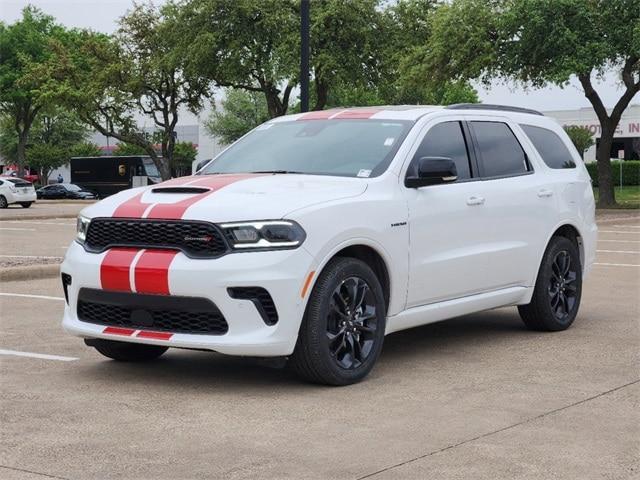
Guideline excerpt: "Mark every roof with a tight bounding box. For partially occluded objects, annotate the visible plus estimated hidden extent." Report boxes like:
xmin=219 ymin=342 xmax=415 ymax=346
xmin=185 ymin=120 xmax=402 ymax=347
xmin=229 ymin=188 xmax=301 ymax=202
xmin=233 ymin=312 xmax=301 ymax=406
xmin=273 ymin=104 xmax=544 ymax=122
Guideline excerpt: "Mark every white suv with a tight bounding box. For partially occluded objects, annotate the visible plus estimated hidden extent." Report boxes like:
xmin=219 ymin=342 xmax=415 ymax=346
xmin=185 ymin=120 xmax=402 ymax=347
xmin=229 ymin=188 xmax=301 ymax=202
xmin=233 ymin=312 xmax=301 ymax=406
xmin=62 ymin=104 xmax=597 ymax=385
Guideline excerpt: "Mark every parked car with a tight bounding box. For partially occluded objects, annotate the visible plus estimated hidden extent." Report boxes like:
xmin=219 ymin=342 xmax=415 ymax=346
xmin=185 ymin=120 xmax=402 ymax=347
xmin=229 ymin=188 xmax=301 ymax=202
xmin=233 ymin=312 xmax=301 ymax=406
xmin=37 ymin=183 xmax=98 ymax=200
xmin=0 ymin=177 xmax=37 ymax=208
xmin=61 ymin=104 xmax=597 ymax=385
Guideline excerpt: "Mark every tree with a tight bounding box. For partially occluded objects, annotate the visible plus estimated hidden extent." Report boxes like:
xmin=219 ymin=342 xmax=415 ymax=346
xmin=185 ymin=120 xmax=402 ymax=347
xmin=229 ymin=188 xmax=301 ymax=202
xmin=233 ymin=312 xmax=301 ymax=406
xmin=205 ymin=89 xmax=270 ymax=144
xmin=171 ymin=141 xmax=197 ymax=177
xmin=178 ymin=0 xmax=298 ymax=118
xmin=564 ymin=126 xmax=595 ymax=160
xmin=420 ymin=0 xmax=640 ymax=207
xmin=69 ymin=142 xmax=101 ymax=157
xmin=0 ymin=106 xmax=90 ymax=183
xmin=113 ymin=143 xmax=148 ymax=156
xmin=0 ymin=7 xmax=63 ymax=176
xmin=40 ymin=2 xmax=210 ymax=180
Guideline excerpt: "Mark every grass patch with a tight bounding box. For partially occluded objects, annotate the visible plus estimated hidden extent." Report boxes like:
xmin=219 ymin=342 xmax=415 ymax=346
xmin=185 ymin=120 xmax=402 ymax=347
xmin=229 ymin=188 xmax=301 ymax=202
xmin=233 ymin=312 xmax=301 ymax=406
xmin=593 ymin=186 xmax=640 ymax=209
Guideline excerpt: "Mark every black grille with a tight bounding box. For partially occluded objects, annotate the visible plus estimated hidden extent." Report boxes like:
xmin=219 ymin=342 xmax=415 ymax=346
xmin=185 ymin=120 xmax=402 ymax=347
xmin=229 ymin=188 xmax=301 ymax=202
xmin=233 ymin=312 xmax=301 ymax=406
xmin=228 ymin=287 xmax=278 ymax=325
xmin=77 ymin=288 xmax=228 ymax=335
xmin=85 ymin=218 xmax=228 ymax=258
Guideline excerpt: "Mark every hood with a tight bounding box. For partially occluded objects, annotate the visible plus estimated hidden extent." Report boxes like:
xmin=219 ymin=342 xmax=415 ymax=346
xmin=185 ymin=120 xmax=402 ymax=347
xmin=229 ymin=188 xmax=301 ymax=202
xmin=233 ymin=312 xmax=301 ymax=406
xmin=82 ymin=173 xmax=368 ymax=222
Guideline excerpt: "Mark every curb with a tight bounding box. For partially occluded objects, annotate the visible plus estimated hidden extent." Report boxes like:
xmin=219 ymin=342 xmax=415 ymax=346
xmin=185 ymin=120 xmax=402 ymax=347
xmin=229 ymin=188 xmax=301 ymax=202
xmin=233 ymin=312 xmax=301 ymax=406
xmin=0 ymin=214 xmax=78 ymax=221
xmin=0 ymin=264 xmax=60 ymax=282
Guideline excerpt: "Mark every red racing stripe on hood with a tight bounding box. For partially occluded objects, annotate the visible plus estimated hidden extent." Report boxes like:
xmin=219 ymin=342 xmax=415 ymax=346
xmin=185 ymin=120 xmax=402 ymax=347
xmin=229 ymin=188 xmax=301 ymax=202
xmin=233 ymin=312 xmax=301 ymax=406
xmin=133 ymin=250 xmax=178 ymax=295
xmin=112 ymin=174 xmax=260 ymax=219
xmin=100 ymin=248 xmax=139 ymax=292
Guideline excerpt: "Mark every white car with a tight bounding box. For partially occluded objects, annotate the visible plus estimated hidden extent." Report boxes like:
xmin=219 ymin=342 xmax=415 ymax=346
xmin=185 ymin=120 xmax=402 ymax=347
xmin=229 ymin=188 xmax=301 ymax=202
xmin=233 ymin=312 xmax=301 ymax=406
xmin=62 ymin=104 xmax=597 ymax=385
xmin=0 ymin=177 xmax=37 ymax=208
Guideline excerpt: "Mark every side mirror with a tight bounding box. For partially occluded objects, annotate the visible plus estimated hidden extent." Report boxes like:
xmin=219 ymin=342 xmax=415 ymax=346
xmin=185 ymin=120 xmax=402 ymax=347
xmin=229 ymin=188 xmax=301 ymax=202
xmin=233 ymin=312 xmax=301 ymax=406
xmin=405 ymin=156 xmax=458 ymax=188
xmin=195 ymin=159 xmax=210 ymax=173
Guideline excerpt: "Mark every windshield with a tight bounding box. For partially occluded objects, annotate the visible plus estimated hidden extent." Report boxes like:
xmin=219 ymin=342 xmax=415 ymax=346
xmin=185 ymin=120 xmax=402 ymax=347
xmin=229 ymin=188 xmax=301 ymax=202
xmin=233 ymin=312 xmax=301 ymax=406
xmin=200 ymin=119 xmax=413 ymax=178
xmin=142 ymin=158 xmax=161 ymax=178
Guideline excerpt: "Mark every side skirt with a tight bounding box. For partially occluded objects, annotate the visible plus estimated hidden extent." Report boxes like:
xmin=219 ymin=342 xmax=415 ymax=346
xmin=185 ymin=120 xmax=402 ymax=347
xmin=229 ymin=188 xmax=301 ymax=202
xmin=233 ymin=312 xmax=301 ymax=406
xmin=385 ymin=286 xmax=532 ymax=335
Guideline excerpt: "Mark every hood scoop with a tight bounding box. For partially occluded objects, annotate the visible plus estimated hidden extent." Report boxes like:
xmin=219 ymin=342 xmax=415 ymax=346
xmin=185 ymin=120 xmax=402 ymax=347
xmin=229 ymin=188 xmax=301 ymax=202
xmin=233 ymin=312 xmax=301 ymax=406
xmin=151 ymin=187 xmax=210 ymax=194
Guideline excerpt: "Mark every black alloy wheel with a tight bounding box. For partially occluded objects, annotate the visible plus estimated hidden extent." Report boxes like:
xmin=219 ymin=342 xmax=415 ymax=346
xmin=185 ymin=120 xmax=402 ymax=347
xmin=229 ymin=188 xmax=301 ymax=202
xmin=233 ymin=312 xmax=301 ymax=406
xmin=326 ymin=276 xmax=379 ymax=369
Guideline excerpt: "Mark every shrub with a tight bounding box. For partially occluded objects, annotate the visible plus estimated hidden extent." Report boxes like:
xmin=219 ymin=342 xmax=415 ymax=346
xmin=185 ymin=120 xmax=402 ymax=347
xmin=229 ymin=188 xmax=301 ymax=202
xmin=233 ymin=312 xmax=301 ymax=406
xmin=586 ymin=161 xmax=640 ymax=187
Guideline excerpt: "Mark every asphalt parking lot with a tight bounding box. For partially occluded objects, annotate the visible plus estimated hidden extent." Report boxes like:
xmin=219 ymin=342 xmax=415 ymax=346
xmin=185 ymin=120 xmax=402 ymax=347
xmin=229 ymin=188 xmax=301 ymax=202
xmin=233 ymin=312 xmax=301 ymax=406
xmin=0 ymin=211 xmax=638 ymax=479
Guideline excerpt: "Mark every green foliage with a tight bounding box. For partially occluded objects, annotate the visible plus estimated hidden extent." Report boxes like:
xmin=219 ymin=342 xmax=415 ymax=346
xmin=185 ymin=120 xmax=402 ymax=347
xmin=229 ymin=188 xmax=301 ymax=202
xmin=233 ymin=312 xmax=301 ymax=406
xmin=563 ymin=126 xmax=594 ymax=159
xmin=69 ymin=142 xmax=101 ymax=157
xmin=0 ymin=6 xmax=64 ymax=171
xmin=113 ymin=143 xmax=147 ymax=156
xmin=172 ymin=141 xmax=198 ymax=168
xmin=38 ymin=2 xmax=210 ymax=180
xmin=586 ymin=161 xmax=640 ymax=187
xmin=0 ymin=106 xmax=90 ymax=182
xmin=205 ymin=89 xmax=270 ymax=144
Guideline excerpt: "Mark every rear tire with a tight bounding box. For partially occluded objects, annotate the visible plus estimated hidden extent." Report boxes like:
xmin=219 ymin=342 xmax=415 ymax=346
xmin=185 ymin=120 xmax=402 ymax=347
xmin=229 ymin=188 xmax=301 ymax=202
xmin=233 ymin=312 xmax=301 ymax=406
xmin=20 ymin=202 xmax=32 ymax=208
xmin=89 ymin=339 xmax=168 ymax=361
xmin=290 ymin=257 xmax=386 ymax=386
xmin=518 ymin=236 xmax=582 ymax=331
xmin=0 ymin=196 xmax=7 ymax=208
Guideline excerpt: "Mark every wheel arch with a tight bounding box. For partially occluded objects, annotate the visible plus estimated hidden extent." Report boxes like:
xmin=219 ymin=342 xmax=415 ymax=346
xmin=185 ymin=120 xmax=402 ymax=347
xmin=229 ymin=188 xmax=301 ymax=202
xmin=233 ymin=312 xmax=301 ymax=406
xmin=306 ymin=240 xmax=394 ymax=314
xmin=549 ymin=223 xmax=584 ymax=270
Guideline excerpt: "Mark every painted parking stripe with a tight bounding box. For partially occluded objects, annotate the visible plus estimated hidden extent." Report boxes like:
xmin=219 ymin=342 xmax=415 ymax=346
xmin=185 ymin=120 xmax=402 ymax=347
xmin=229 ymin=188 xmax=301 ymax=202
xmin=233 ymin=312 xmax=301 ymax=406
xmin=0 ymin=348 xmax=78 ymax=362
xmin=0 ymin=254 xmax=62 ymax=259
xmin=0 ymin=227 xmax=35 ymax=231
xmin=594 ymin=262 xmax=640 ymax=267
xmin=598 ymin=239 xmax=640 ymax=244
xmin=611 ymin=225 xmax=640 ymax=229
xmin=1 ymin=220 xmax=75 ymax=226
xmin=597 ymin=250 xmax=640 ymax=254
xmin=0 ymin=292 xmax=64 ymax=301
xmin=598 ymin=230 xmax=640 ymax=234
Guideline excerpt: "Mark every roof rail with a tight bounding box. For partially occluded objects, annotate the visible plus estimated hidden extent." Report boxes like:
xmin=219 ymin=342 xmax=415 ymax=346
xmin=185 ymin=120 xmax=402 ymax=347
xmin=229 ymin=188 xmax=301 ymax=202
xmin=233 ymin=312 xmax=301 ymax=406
xmin=446 ymin=103 xmax=544 ymax=116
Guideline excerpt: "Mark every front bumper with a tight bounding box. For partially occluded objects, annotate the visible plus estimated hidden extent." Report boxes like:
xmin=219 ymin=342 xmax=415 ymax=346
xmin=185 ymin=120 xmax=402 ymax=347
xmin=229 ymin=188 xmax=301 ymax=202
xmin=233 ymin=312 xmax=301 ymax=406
xmin=61 ymin=241 xmax=315 ymax=356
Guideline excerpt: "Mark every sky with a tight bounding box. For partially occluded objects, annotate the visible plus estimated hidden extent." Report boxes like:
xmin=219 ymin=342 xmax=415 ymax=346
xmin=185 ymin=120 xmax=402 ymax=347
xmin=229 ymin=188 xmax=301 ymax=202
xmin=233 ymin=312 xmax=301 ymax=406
xmin=1 ymin=0 xmax=637 ymax=113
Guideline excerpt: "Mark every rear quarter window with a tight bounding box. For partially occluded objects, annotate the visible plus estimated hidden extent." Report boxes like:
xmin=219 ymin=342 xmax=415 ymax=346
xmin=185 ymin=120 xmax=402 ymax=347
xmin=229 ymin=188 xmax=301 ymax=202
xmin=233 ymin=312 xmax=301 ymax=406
xmin=521 ymin=124 xmax=576 ymax=169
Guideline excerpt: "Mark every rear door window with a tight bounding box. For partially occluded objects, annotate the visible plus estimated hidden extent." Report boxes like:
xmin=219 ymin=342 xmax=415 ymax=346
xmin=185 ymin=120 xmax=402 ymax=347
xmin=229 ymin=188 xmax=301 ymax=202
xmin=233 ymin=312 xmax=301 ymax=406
xmin=471 ymin=121 xmax=529 ymax=177
xmin=521 ymin=124 xmax=576 ymax=169
xmin=410 ymin=121 xmax=472 ymax=180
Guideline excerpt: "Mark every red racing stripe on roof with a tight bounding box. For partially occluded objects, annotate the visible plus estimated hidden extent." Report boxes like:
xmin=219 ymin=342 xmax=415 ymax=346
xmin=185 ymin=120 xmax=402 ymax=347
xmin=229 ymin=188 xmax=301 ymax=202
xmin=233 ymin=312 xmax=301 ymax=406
xmin=332 ymin=109 xmax=381 ymax=119
xmin=297 ymin=109 xmax=342 ymax=120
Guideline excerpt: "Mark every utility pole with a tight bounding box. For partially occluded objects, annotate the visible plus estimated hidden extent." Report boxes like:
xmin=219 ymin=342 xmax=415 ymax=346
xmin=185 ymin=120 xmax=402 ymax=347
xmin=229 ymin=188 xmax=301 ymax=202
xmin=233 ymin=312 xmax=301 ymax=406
xmin=300 ymin=0 xmax=310 ymax=112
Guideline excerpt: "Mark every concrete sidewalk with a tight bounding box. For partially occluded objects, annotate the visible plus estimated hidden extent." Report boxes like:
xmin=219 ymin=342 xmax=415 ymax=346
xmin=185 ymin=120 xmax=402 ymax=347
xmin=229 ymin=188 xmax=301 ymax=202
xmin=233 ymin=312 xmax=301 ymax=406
xmin=0 ymin=200 xmax=92 ymax=221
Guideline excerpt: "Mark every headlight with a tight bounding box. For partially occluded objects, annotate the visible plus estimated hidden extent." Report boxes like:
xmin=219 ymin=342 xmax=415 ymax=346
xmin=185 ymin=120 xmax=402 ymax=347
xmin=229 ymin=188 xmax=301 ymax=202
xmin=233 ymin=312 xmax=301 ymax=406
xmin=76 ymin=215 xmax=91 ymax=244
xmin=220 ymin=220 xmax=306 ymax=250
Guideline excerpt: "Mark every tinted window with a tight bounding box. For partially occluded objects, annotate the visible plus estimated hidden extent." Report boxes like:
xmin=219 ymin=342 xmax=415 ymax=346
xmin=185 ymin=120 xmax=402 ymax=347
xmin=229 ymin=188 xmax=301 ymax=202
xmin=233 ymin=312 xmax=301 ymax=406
xmin=521 ymin=124 xmax=576 ymax=169
xmin=410 ymin=121 xmax=471 ymax=180
xmin=472 ymin=122 xmax=528 ymax=177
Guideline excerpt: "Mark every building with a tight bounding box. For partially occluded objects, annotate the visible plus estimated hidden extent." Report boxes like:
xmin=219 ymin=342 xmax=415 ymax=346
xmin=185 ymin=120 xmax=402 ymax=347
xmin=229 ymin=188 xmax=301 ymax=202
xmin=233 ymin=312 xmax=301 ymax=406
xmin=543 ymin=104 xmax=640 ymax=162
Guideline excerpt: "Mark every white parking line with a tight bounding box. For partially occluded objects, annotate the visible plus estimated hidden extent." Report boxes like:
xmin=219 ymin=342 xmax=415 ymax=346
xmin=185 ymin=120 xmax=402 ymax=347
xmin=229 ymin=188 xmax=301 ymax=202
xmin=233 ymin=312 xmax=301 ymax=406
xmin=594 ymin=262 xmax=640 ymax=268
xmin=0 ymin=227 xmax=36 ymax=231
xmin=599 ymin=230 xmax=640 ymax=234
xmin=597 ymin=250 xmax=640 ymax=254
xmin=0 ymin=292 xmax=65 ymax=301
xmin=0 ymin=254 xmax=62 ymax=259
xmin=611 ymin=225 xmax=640 ymax=229
xmin=0 ymin=349 xmax=77 ymax=362
xmin=599 ymin=239 xmax=640 ymax=244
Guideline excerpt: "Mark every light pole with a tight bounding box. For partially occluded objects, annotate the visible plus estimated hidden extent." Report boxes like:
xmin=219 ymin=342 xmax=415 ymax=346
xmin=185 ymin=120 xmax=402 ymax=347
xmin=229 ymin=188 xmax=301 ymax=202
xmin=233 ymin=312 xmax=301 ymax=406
xmin=300 ymin=0 xmax=310 ymax=112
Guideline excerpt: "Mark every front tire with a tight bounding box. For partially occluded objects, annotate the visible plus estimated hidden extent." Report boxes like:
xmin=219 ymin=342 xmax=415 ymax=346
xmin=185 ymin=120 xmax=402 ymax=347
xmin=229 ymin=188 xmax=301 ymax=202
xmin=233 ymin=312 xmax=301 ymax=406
xmin=290 ymin=257 xmax=386 ymax=386
xmin=518 ymin=236 xmax=582 ymax=331
xmin=89 ymin=339 xmax=168 ymax=361
xmin=20 ymin=202 xmax=33 ymax=208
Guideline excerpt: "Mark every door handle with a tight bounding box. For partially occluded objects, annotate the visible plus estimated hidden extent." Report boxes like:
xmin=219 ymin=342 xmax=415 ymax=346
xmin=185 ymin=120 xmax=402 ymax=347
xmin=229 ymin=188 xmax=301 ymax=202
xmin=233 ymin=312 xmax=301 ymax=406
xmin=466 ymin=196 xmax=485 ymax=206
xmin=537 ymin=189 xmax=554 ymax=198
